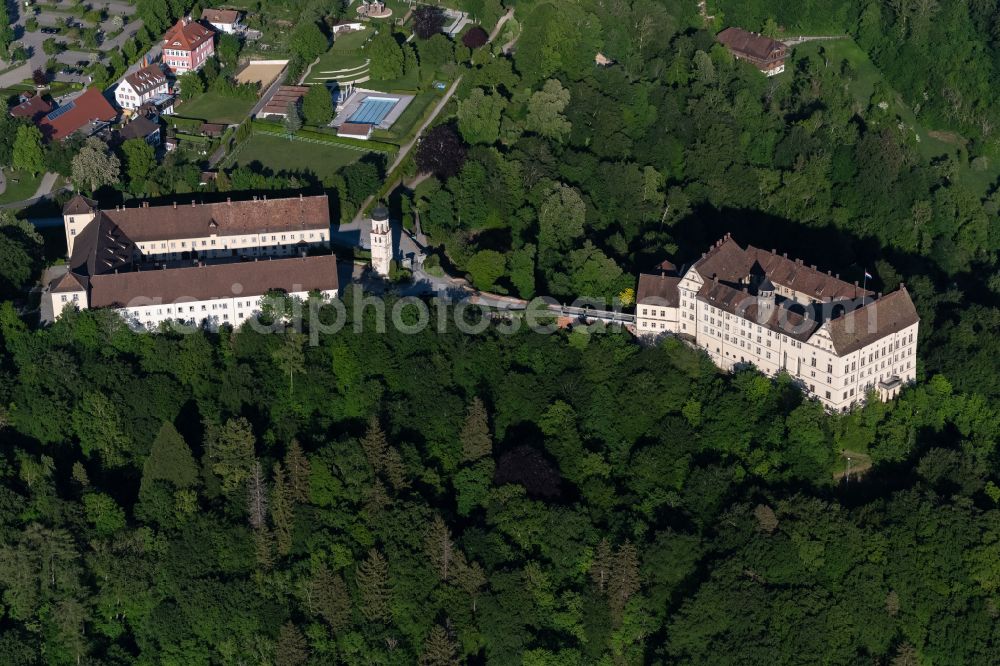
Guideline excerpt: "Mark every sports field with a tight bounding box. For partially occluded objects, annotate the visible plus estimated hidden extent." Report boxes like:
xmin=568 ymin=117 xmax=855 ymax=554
xmin=235 ymin=61 xmax=286 ymax=89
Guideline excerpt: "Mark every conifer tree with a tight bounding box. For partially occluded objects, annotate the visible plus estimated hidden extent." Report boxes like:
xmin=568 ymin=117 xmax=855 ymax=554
xmin=356 ymin=548 xmax=391 ymax=622
xmin=453 ymin=558 xmax=486 ymax=613
xmin=284 ymin=440 xmax=311 ymax=503
xmin=608 ymin=541 xmax=641 ymax=624
xmin=418 ymin=624 xmax=460 ymax=666
xmin=424 ymin=514 xmax=454 ymax=582
xmin=247 ymin=460 xmax=268 ymax=530
xmin=275 ymin=622 xmax=309 ymax=666
xmin=271 ymin=463 xmax=294 ymax=555
xmin=361 ymin=416 xmax=390 ymax=475
xmin=460 ymin=397 xmax=492 ymax=463
xmin=144 ymin=422 xmax=198 ymax=488
xmin=590 ymin=538 xmax=612 ymax=593
xmin=308 ymin=562 xmax=351 ymax=631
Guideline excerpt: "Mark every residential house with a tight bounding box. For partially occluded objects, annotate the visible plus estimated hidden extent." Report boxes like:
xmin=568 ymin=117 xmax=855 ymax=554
xmin=118 ymin=115 xmax=161 ymax=146
xmin=201 ymin=8 xmax=243 ymax=34
xmin=716 ymin=27 xmax=787 ymax=76
xmin=115 ymin=64 xmax=169 ymax=111
xmin=9 ymin=91 xmax=53 ymax=122
xmin=162 ymin=18 xmax=216 ymax=74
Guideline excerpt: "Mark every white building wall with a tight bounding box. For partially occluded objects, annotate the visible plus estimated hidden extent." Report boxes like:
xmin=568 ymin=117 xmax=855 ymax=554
xmin=50 ymin=288 xmax=89 ymax=319
xmin=117 ymin=288 xmax=338 ymax=330
xmin=133 ymin=229 xmax=330 ymax=261
xmin=115 ymin=79 xmax=169 ymax=110
xmin=636 ymin=265 xmax=919 ymax=412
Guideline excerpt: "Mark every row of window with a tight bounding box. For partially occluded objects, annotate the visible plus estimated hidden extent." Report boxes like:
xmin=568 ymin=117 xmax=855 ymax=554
xmin=139 ymin=232 xmax=324 ymax=251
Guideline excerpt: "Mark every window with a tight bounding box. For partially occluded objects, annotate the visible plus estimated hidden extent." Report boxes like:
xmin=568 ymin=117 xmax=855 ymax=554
xmin=811 ymin=357 xmax=817 ymax=367
xmin=61 ymin=295 xmax=67 ymax=302
xmin=827 ymin=363 xmax=833 ymax=373
xmin=825 ymin=391 xmax=831 ymax=399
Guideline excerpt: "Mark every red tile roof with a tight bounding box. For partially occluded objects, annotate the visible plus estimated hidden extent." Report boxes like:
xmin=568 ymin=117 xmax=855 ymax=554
xmin=716 ymin=27 xmax=785 ymax=63
xmin=101 ymin=194 xmax=331 ymax=242
xmin=163 ymin=18 xmax=215 ymax=51
xmin=202 ymin=8 xmax=241 ymax=24
xmin=636 ymin=273 xmax=681 ymax=307
xmin=38 ymin=88 xmax=118 ymax=141
xmin=89 ymin=255 xmax=339 ymax=308
xmin=338 ymin=122 xmax=372 ymax=138
xmin=10 ymin=94 xmax=53 ymax=121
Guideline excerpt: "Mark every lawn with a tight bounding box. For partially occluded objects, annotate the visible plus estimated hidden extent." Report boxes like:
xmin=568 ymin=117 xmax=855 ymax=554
xmin=331 ymin=26 xmax=373 ymax=52
xmin=0 ymin=170 xmax=43 ymax=205
xmin=231 ymin=133 xmax=368 ymax=180
xmin=174 ymin=93 xmax=255 ymax=124
xmin=373 ymin=90 xmax=438 ymax=143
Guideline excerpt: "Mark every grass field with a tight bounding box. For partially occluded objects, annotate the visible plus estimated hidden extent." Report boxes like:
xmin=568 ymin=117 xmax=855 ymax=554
xmin=175 ymin=93 xmax=255 ymax=124
xmin=373 ymin=90 xmax=438 ymax=143
xmin=792 ymin=39 xmax=1000 ymax=195
xmin=231 ymin=133 xmax=367 ymax=179
xmin=331 ymin=26 xmax=373 ymax=52
xmin=0 ymin=170 xmax=43 ymax=205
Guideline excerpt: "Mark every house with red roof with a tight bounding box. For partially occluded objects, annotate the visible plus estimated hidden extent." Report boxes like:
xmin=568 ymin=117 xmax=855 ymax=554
xmin=37 ymin=88 xmax=118 ymax=142
xmin=9 ymin=92 xmax=53 ymax=122
xmin=162 ymin=18 xmax=216 ymax=74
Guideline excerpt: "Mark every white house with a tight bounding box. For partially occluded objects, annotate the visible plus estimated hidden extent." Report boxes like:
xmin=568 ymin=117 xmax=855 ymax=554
xmin=201 ymin=8 xmax=243 ymax=34
xmin=115 ymin=65 xmax=169 ymax=111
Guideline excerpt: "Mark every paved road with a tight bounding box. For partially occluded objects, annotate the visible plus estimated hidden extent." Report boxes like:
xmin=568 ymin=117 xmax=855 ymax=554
xmin=0 ymin=173 xmax=67 ymax=211
xmin=780 ymin=35 xmax=849 ymax=47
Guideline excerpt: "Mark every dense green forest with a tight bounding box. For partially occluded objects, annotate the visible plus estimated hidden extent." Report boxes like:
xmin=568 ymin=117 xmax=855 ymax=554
xmin=0 ymin=294 xmax=997 ymax=664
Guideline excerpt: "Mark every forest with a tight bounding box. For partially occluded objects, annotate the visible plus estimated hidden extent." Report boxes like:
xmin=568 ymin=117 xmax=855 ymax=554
xmin=0 ymin=0 xmax=998 ymax=663
xmin=0 ymin=293 xmax=997 ymax=665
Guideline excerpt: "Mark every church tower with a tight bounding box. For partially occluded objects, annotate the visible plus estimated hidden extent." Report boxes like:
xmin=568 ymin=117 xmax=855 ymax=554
xmin=370 ymin=205 xmax=392 ymax=277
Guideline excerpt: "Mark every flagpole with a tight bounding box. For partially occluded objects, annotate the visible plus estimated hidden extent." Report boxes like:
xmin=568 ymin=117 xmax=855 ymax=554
xmin=862 ymin=271 xmax=867 ymax=306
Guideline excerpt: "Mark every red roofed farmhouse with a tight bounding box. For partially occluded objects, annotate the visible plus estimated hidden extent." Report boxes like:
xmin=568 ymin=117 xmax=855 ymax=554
xmin=162 ymin=18 xmax=216 ymax=74
xmin=716 ymin=27 xmax=787 ymax=76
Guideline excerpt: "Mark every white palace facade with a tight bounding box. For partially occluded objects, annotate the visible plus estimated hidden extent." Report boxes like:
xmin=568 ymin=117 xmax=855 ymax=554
xmin=49 ymin=194 xmax=339 ymax=329
xmin=636 ymin=235 xmax=920 ymax=411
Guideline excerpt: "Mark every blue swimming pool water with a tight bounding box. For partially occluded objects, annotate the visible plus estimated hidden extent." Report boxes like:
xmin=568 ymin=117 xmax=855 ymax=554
xmin=349 ymin=97 xmax=397 ymax=125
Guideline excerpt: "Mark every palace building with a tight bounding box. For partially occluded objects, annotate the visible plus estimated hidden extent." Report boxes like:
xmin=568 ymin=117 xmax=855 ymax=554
xmin=635 ymin=236 xmax=919 ymax=411
xmin=49 ymin=195 xmax=339 ymax=329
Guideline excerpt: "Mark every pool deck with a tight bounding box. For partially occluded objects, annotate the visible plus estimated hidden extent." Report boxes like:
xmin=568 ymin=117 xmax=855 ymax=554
xmin=331 ymin=88 xmax=414 ymax=129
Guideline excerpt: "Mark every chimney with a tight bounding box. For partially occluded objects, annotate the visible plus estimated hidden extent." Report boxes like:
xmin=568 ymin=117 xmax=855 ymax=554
xmin=899 ymin=282 xmax=905 ymax=289
xmin=877 ymin=292 xmax=882 ymax=299
xmin=771 ymin=248 xmax=776 ymax=254
xmin=783 ymin=252 xmax=788 ymax=258
xmin=173 ymin=202 xmax=177 ymax=209
xmin=253 ymin=195 xmax=258 ymax=201
xmin=835 ymin=273 xmax=840 ymax=279
xmin=827 ymin=270 xmax=831 ymax=275
xmin=811 ymin=264 xmax=817 ymax=270
xmin=226 ymin=197 xmax=231 ymax=205
xmin=299 ymin=193 xmax=303 ymax=200
xmin=796 ymin=258 xmax=803 ymax=265
xmin=191 ymin=200 xmax=195 ymax=207
xmin=263 ymin=195 xmax=267 ymax=201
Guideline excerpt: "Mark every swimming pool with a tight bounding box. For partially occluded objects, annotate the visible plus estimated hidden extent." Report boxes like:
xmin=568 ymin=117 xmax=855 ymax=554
xmin=349 ymin=97 xmax=398 ymax=125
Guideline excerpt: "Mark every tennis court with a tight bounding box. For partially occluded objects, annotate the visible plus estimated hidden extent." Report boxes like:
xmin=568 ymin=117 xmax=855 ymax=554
xmin=349 ymin=97 xmax=398 ymax=125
